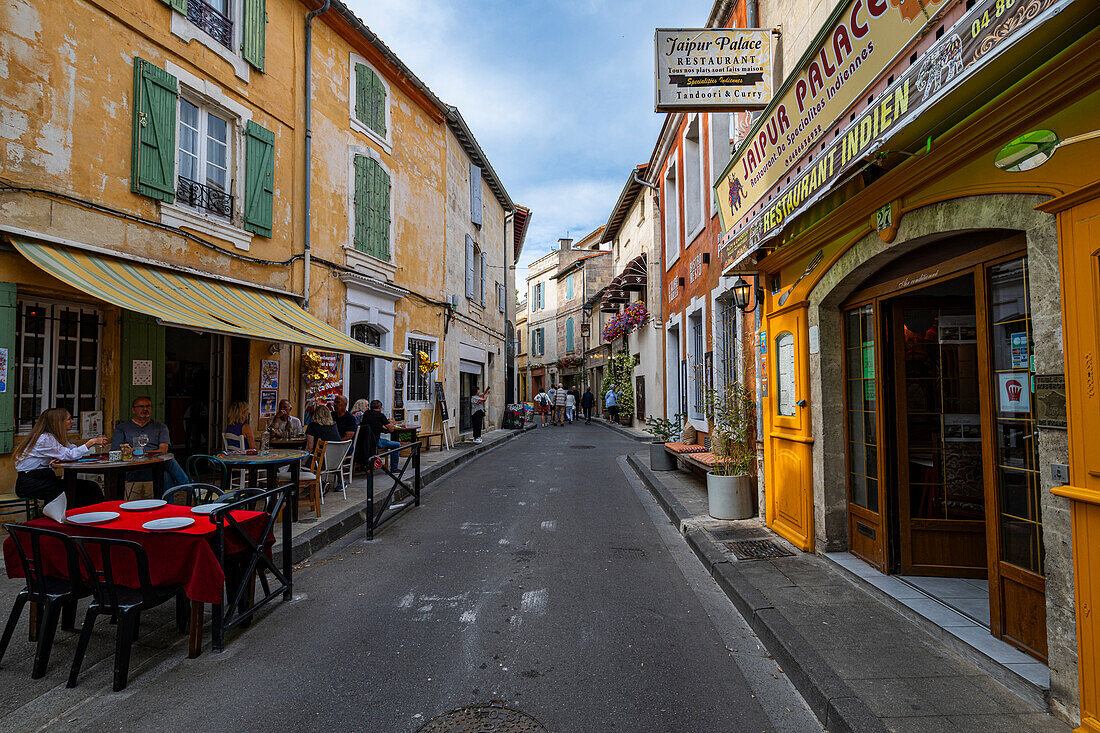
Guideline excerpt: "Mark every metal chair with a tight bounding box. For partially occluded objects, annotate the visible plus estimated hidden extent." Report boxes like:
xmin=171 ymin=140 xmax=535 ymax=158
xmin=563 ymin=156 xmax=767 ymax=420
xmin=343 ymin=424 xmax=362 ymax=486
xmin=185 ymin=454 xmax=229 ymax=486
xmin=0 ymin=524 xmax=91 ymax=679
xmin=320 ymin=439 xmax=352 ymax=502
xmin=0 ymin=493 xmax=39 ymax=522
xmin=217 ymin=488 xmax=267 ymax=511
xmin=162 ymin=483 xmax=224 ymax=506
xmin=66 ymin=536 xmax=188 ymax=691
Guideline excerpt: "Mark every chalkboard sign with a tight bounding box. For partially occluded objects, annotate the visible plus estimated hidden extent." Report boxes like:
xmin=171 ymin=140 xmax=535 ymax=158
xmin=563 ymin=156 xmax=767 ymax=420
xmin=435 ymin=381 xmax=448 ymax=420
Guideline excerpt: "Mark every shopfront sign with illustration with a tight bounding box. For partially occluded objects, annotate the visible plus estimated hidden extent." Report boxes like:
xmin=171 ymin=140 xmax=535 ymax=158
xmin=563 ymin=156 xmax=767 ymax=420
xmin=718 ymin=0 xmax=1067 ymax=271
xmin=655 ymin=28 xmax=773 ymax=111
xmin=998 ymin=372 xmax=1031 ymax=414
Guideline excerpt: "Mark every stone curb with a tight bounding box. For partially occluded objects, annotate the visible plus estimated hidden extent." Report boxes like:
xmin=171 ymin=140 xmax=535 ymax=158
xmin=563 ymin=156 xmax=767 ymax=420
xmin=625 ymin=455 xmax=888 ymax=733
xmin=591 ymin=419 xmax=651 ymax=442
xmin=272 ymin=425 xmax=536 ymax=566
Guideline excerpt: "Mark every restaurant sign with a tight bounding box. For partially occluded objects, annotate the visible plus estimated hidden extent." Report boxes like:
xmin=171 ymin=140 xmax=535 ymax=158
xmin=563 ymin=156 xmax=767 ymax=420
xmin=655 ymin=28 xmax=773 ymax=111
xmin=718 ymin=0 xmax=1067 ymax=271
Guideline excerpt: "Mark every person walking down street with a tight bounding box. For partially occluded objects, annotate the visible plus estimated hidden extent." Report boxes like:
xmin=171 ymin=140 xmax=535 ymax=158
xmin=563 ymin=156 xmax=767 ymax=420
xmin=565 ymin=389 xmax=576 ymax=424
xmin=471 ymin=385 xmax=489 ymax=443
xmin=581 ymin=387 xmax=596 ymax=424
xmin=553 ymin=383 xmax=568 ymax=426
xmin=544 ymin=385 xmax=557 ymax=426
xmin=605 ymin=387 xmax=619 ymax=425
xmin=534 ymin=389 xmax=551 ymax=427
xmin=15 ymin=407 xmax=109 ymax=508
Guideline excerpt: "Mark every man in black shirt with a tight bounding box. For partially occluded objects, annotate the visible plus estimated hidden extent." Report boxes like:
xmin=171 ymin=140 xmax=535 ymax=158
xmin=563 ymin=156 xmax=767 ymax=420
xmin=332 ymin=395 xmax=358 ymax=442
xmin=361 ymin=400 xmax=400 ymax=472
xmin=581 ymin=387 xmax=596 ymax=424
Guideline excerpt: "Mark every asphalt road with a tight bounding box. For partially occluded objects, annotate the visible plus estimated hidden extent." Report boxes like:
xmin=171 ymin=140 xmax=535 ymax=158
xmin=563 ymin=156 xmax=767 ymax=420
xmin=8 ymin=424 xmax=819 ymax=732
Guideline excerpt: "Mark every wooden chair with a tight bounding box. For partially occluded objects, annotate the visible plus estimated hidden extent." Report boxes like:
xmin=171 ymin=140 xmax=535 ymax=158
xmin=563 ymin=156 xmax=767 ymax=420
xmin=291 ymin=441 xmax=323 ymax=519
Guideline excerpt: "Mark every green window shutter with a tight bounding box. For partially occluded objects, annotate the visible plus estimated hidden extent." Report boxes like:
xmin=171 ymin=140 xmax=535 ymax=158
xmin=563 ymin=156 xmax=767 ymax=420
xmin=157 ymin=0 xmax=187 ymax=11
xmin=130 ymin=57 xmax=178 ymax=202
xmin=119 ymin=312 xmax=166 ymax=423
xmin=0 ymin=283 xmax=15 ymax=453
xmin=371 ymin=71 xmax=387 ymax=136
xmin=479 ymin=251 xmax=486 ymax=306
xmin=242 ymin=0 xmax=266 ymax=72
xmin=354 ymin=64 xmax=371 ymax=127
xmin=353 ymin=155 xmax=371 ymax=254
xmin=372 ymin=163 xmax=391 ymax=261
xmin=243 ymin=121 xmax=275 ymax=237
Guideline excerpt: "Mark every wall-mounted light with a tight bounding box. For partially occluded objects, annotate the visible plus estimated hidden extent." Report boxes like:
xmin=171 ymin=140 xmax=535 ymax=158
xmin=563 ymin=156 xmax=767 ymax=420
xmin=269 ymin=343 xmax=282 ymax=354
xmin=732 ymin=276 xmax=764 ymax=313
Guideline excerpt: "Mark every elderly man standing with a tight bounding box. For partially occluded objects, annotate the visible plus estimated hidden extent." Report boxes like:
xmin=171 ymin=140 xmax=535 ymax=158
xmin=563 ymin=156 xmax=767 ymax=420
xmin=111 ymin=396 xmax=190 ymax=490
xmin=553 ymin=383 xmax=568 ymax=426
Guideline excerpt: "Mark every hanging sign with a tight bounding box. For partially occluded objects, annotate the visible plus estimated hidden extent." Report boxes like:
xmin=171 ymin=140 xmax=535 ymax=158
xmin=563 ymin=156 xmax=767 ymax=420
xmin=655 ymin=28 xmax=774 ymax=111
xmin=717 ymin=0 xmax=1069 ymax=269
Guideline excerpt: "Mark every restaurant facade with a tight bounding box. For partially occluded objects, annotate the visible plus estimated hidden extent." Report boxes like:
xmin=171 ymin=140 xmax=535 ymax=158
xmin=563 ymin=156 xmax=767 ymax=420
xmin=714 ymin=0 xmax=1100 ymax=724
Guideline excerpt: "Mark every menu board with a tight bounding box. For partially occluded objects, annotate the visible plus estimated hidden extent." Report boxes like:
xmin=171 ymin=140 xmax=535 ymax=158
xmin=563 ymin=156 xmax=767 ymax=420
xmin=435 ymin=380 xmax=448 ymax=421
xmin=776 ymin=332 xmax=796 ymax=417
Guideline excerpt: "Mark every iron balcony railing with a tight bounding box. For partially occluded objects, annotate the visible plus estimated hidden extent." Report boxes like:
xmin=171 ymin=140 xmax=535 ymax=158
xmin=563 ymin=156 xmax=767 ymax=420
xmin=177 ymin=176 xmax=233 ymax=218
xmin=186 ymin=0 xmax=232 ymax=50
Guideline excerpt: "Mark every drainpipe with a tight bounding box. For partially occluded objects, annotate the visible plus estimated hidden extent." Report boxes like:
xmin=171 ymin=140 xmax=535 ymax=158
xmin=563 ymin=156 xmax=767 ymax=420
xmin=303 ymin=0 xmax=331 ymax=311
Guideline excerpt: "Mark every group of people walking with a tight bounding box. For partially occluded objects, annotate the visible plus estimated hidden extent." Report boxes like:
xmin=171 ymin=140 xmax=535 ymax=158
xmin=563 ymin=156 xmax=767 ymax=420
xmin=533 ymin=384 xmax=607 ymax=426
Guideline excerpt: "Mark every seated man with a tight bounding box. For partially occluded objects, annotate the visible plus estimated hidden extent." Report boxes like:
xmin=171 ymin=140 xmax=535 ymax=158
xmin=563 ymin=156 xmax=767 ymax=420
xmin=332 ymin=395 xmax=358 ymax=442
xmin=360 ymin=400 xmax=400 ymax=472
xmin=111 ymin=396 xmax=190 ymax=491
xmin=265 ymin=399 xmax=302 ymax=436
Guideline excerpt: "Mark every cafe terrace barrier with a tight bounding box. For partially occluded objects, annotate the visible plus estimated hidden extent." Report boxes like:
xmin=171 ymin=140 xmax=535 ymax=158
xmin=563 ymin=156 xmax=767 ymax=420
xmin=365 ymin=442 xmax=422 ymax=541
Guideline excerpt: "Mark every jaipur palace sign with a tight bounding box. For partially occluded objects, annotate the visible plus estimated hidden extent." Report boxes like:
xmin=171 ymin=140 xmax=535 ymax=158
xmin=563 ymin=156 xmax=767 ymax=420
xmin=655 ymin=28 xmax=774 ymax=112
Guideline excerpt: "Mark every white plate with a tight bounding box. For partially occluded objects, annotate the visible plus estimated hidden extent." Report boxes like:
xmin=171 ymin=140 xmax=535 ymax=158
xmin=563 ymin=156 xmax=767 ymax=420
xmin=119 ymin=499 xmax=167 ymax=512
xmin=190 ymin=504 xmax=223 ymax=515
xmin=67 ymin=511 xmax=120 ymax=525
xmin=142 ymin=517 xmax=195 ymax=531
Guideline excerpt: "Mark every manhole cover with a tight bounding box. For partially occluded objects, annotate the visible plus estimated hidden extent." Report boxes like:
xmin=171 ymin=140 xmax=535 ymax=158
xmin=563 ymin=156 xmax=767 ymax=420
xmin=568 ymin=445 xmax=596 ymax=449
xmin=726 ymin=539 xmax=794 ymax=561
xmin=417 ymin=702 xmax=548 ymax=732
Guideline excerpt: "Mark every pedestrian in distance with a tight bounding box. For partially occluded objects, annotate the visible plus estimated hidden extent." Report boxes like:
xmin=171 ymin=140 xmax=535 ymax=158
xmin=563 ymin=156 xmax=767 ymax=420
xmin=605 ymin=387 xmax=619 ymax=425
xmin=581 ymin=386 xmax=596 ymax=424
xmin=471 ymin=385 xmax=489 ymax=443
xmin=534 ymin=388 xmax=551 ymax=426
xmin=568 ymin=385 xmax=581 ymax=421
xmin=565 ymin=389 xmax=576 ymax=424
xmin=553 ymin=383 xmax=568 ymax=426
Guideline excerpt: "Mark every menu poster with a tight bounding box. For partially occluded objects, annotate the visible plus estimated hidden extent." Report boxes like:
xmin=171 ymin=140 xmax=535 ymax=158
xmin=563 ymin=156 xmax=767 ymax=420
xmin=261 ymin=359 xmax=279 ymax=389
xmin=0 ymin=347 xmax=6 ymax=393
xmin=776 ymin=333 xmax=796 ymax=417
xmin=997 ymin=372 xmax=1031 ymax=414
xmin=80 ymin=410 xmax=104 ymax=440
xmin=260 ymin=389 xmax=277 ymax=418
xmin=132 ymin=359 xmax=153 ymax=386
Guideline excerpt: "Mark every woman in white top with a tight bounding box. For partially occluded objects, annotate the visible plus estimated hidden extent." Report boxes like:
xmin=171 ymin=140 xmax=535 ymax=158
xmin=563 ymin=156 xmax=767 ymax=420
xmin=471 ymin=385 xmax=489 ymax=443
xmin=14 ymin=408 xmax=110 ymax=507
xmin=565 ymin=390 xmax=577 ymax=424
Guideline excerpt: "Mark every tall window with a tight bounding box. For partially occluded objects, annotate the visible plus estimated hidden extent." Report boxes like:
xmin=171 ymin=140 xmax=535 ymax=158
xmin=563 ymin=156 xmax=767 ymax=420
xmin=684 ymin=117 xmax=702 ymax=237
xmin=177 ymin=98 xmax=232 ymax=218
xmin=406 ymin=337 xmax=434 ymax=403
xmin=690 ymin=313 xmax=704 ymax=418
xmin=15 ymin=301 xmax=102 ymax=433
xmin=354 ymin=62 xmax=387 ymax=139
xmin=566 ymin=273 xmax=574 ymax=301
xmin=664 ymin=165 xmax=679 ymax=265
xmin=845 ymin=305 xmax=877 ymax=512
xmin=187 ymin=0 xmax=233 ymax=50
xmin=566 ymin=318 xmax=575 ymax=353
xmin=710 ymin=113 xmax=731 ymax=212
xmin=351 ymin=323 xmax=381 ymax=347
xmin=465 ymin=237 xmax=484 ymax=304
xmin=533 ymin=328 xmax=544 ymax=356
xmin=353 ymin=154 xmax=391 ymax=261
xmin=717 ymin=297 xmax=738 ymax=389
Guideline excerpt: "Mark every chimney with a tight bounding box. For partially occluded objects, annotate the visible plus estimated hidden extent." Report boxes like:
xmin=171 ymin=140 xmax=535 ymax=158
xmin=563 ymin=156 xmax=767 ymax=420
xmin=558 ymin=237 xmax=572 ymax=251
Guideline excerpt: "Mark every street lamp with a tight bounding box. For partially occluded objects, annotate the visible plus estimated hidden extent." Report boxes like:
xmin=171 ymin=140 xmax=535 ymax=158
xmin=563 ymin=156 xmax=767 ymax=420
xmin=732 ymin=276 xmax=763 ymax=313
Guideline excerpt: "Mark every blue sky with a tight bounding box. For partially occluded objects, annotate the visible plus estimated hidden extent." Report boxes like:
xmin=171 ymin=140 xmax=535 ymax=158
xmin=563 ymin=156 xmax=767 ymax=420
xmin=344 ymin=0 xmax=715 ymax=287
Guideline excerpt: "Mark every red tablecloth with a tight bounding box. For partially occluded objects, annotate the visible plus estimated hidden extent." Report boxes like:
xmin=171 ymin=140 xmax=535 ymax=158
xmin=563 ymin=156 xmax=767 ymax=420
xmin=3 ymin=501 xmax=269 ymax=604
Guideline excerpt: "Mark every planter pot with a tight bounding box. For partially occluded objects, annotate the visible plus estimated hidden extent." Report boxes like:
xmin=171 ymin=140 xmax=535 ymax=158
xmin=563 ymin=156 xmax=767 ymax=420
xmin=650 ymin=441 xmax=676 ymax=471
xmin=706 ymin=472 xmax=754 ymax=520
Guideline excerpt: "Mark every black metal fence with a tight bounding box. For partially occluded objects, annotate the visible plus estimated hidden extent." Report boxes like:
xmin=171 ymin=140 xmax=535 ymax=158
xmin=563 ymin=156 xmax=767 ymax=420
xmin=365 ymin=442 xmax=421 ymax=541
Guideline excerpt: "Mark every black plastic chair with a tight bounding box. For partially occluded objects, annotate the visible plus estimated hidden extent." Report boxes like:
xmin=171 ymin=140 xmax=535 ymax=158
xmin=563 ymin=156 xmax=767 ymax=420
xmin=162 ymin=482 xmax=224 ymax=506
xmin=0 ymin=524 xmax=91 ymax=679
xmin=216 ymin=487 xmax=266 ymax=512
xmin=185 ymin=454 xmax=229 ymax=486
xmin=66 ymin=536 xmax=188 ymax=691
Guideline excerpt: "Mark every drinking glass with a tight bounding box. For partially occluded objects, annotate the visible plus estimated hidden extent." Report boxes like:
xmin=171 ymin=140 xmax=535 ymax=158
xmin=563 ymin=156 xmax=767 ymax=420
xmin=136 ymin=433 xmax=149 ymax=456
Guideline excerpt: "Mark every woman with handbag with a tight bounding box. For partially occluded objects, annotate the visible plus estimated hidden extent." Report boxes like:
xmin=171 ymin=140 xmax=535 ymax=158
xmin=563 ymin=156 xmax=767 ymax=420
xmin=14 ymin=407 xmax=109 ymax=508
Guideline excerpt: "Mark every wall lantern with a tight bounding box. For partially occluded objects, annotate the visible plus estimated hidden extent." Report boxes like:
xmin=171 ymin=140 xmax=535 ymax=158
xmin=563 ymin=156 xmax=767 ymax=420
xmin=994 ymin=128 xmax=1100 ymax=172
xmin=732 ymin=276 xmax=763 ymax=313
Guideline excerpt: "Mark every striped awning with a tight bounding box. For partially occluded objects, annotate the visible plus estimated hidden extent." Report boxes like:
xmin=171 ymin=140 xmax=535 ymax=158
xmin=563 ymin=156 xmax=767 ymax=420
xmin=10 ymin=236 xmax=405 ymax=360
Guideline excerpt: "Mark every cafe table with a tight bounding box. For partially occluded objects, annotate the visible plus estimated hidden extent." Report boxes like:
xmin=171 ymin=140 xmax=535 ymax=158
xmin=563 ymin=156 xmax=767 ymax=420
xmin=269 ymin=437 xmax=306 ymax=450
xmin=57 ymin=453 xmax=178 ymax=501
xmin=216 ymin=450 xmax=309 ymax=521
xmin=3 ymin=500 xmax=270 ymax=658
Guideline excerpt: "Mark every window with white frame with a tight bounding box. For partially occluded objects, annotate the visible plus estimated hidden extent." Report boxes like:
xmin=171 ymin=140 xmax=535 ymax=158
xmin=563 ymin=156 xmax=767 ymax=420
xmin=406 ymin=337 xmax=435 ymax=404
xmin=465 ymin=236 xmax=485 ymax=305
xmin=566 ymin=272 xmax=574 ymax=301
xmin=688 ymin=311 xmax=705 ymax=419
xmin=532 ymin=327 xmax=545 ymax=356
xmin=177 ymin=97 xmax=233 ymax=219
xmin=710 ymin=113 xmax=732 ymax=213
xmin=497 ymin=282 xmax=506 ymax=313
xmin=188 ymin=0 xmax=233 ymax=49
xmin=15 ymin=300 xmax=103 ymax=434
xmin=684 ymin=116 xmax=703 ymax=238
xmin=664 ymin=164 xmax=679 ymax=266
xmin=352 ymin=58 xmax=389 ymax=143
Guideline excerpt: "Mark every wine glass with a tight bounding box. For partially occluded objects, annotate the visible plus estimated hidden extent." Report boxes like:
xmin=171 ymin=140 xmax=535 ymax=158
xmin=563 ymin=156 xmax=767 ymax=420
xmin=136 ymin=433 xmax=149 ymax=456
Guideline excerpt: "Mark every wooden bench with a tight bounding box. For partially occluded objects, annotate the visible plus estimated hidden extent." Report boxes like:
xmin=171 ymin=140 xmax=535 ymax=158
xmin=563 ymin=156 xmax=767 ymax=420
xmin=417 ymin=432 xmax=444 ymax=451
xmin=665 ymin=436 xmax=716 ymax=476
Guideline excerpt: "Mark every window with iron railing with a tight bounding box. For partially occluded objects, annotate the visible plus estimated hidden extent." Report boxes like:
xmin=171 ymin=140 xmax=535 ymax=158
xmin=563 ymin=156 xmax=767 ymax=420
xmin=187 ymin=0 xmax=233 ymax=50
xmin=177 ymin=98 xmax=233 ymax=218
xmin=406 ymin=338 xmax=434 ymax=403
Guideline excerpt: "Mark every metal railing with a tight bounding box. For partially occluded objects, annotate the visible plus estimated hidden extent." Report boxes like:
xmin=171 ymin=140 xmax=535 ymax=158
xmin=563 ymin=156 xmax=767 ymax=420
xmin=365 ymin=442 xmax=421 ymax=540
xmin=177 ymin=175 xmax=233 ymax=218
xmin=186 ymin=0 xmax=233 ymax=49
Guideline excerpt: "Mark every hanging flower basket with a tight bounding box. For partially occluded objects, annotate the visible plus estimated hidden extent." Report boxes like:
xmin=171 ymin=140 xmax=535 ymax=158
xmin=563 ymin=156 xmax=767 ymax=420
xmin=602 ymin=302 xmax=648 ymax=342
xmin=557 ymin=356 xmax=583 ymax=369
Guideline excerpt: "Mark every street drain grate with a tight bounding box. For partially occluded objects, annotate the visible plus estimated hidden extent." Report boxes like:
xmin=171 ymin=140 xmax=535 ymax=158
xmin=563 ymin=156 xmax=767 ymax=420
xmin=726 ymin=539 xmax=794 ymax=561
xmin=417 ymin=702 xmax=548 ymax=732
xmin=610 ymin=547 xmax=646 ymax=559
xmin=569 ymin=445 xmax=596 ymax=449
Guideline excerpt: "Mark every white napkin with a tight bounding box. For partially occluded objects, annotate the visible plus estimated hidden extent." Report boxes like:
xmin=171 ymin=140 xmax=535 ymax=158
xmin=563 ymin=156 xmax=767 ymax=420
xmin=43 ymin=492 xmax=68 ymax=524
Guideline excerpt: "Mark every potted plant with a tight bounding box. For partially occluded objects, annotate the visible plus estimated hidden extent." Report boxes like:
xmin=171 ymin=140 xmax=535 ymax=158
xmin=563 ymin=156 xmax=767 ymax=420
xmin=643 ymin=413 xmax=684 ymax=471
xmin=703 ymin=381 xmax=756 ymax=520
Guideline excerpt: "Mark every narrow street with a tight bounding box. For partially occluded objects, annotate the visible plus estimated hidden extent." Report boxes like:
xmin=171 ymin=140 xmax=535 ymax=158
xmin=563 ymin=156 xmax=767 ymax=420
xmin=26 ymin=427 xmax=818 ymax=732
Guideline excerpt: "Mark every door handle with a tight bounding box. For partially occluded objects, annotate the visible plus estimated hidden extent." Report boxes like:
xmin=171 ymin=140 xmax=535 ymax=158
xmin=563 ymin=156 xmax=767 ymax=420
xmin=796 ymin=399 xmax=807 ymax=408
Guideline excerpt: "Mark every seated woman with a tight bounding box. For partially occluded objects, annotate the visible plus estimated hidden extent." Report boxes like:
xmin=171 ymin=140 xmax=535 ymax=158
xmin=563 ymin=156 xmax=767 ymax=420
xmin=304 ymin=404 xmax=341 ymax=455
xmin=226 ymin=401 xmax=257 ymax=450
xmin=15 ymin=408 xmax=110 ymax=508
xmin=350 ymin=398 xmax=369 ymax=424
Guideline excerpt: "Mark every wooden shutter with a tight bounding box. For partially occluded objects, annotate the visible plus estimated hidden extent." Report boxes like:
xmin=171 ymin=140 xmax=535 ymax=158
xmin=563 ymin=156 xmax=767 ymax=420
xmin=354 ymin=63 xmax=371 ymax=127
xmin=370 ymin=161 xmax=391 ymax=261
xmin=0 ymin=283 xmax=15 ymax=453
xmin=371 ymin=70 xmax=387 ymax=136
xmin=157 ymin=0 xmax=187 ymax=11
xmin=119 ymin=312 xmax=166 ymax=421
xmin=566 ymin=318 xmax=574 ymax=352
xmin=353 ymin=155 xmax=371 ymax=254
xmin=130 ymin=58 xmax=178 ymax=202
xmin=470 ymin=163 xmax=483 ymax=226
xmin=498 ymin=283 xmax=505 ymax=313
xmin=465 ymin=235 xmax=475 ymax=298
xmin=243 ymin=121 xmax=275 ymax=237
xmin=479 ymin=251 xmax=486 ymax=306
xmin=242 ymin=0 xmax=266 ymax=72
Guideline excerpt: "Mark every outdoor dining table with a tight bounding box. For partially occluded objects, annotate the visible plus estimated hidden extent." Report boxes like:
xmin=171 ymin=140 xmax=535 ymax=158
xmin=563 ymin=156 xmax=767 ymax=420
xmin=56 ymin=452 xmax=177 ymax=501
xmin=216 ymin=449 xmax=309 ymax=522
xmin=269 ymin=437 xmax=306 ymax=450
xmin=3 ymin=500 xmax=270 ymax=659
